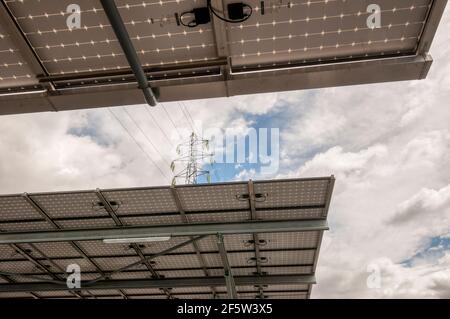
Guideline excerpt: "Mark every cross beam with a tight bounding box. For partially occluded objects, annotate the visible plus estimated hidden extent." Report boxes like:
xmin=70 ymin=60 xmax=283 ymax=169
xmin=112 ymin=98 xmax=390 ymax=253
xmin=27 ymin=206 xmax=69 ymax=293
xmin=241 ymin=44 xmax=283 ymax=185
xmin=0 ymin=275 xmax=316 ymax=293
xmin=217 ymin=234 xmax=237 ymax=299
xmin=0 ymin=219 xmax=328 ymax=244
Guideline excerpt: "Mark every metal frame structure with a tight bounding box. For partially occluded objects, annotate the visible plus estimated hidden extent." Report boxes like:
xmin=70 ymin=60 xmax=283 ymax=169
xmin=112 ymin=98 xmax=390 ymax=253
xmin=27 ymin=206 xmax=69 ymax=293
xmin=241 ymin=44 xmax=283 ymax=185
xmin=0 ymin=0 xmax=446 ymax=115
xmin=100 ymin=0 xmax=158 ymax=106
xmin=0 ymin=219 xmax=329 ymax=244
xmin=0 ymin=275 xmax=316 ymax=293
xmin=0 ymin=177 xmax=334 ymax=299
xmin=217 ymin=234 xmax=237 ymax=299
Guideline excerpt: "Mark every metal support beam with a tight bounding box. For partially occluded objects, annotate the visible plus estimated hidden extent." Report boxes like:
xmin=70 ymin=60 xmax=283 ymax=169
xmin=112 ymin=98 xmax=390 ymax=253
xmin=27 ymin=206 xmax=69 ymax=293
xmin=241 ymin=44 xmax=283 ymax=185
xmin=77 ymin=235 xmax=208 ymax=286
xmin=417 ymin=0 xmax=448 ymax=54
xmin=0 ymin=54 xmax=434 ymax=115
xmin=22 ymin=193 xmax=116 ymax=299
xmin=23 ymin=195 xmax=107 ymax=271
xmin=95 ymin=189 xmax=171 ymax=298
xmin=171 ymin=186 xmax=218 ymax=298
xmin=248 ymin=180 xmax=264 ymax=299
xmin=6 ymin=263 xmax=315 ymax=279
xmin=0 ymin=0 xmax=56 ymax=102
xmin=0 ymin=273 xmax=39 ymax=299
xmin=0 ymin=275 xmax=316 ymax=293
xmin=0 ymin=219 xmax=328 ymax=244
xmin=95 ymin=189 xmax=123 ymax=226
xmin=210 ymin=0 xmax=231 ymax=96
xmin=37 ymin=58 xmax=227 ymax=83
xmin=2 ymin=247 xmax=316 ymax=263
xmin=0 ymin=2 xmax=51 ymax=79
xmin=307 ymin=176 xmax=335 ymax=299
xmin=217 ymin=234 xmax=237 ymax=299
xmin=9 ymin=243 xmax=84 ymax=299
xmin=100 ymin=0 xmax=158 ymax=106
xmin=0 ymin=204 xmax=326 ymax=224
xmin=247 ymin=180 xmax=257 ymax=220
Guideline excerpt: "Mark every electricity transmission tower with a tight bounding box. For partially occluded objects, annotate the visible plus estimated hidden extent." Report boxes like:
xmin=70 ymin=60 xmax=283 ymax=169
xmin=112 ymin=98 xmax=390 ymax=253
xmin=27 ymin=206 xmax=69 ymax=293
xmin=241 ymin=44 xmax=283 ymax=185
xmin=171 ymin=132 xmax=213 ymax=185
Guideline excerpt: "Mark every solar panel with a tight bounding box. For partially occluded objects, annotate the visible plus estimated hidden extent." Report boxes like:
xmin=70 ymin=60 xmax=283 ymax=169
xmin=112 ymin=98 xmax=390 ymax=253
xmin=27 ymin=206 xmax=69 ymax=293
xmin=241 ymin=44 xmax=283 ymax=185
xmin=0 ymin=0 xmax=446 ymax=115
xmin=0 ymin=20 xmax=38 ymax=90
xmin=229 ymin=0 xmax=431 ymax=67
xmin=0 ymin=176 xmax=334 ymax=299
xmin=8 ymin=0 xmax=217 ymax=74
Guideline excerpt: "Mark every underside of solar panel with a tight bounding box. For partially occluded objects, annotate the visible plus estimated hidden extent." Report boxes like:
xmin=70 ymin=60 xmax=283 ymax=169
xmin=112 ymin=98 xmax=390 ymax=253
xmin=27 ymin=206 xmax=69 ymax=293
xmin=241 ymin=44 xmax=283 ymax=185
xmin=0 ymin=0 xmax=446 ymax=115
xmin=0 ymin=177 xmax=334 ymax=299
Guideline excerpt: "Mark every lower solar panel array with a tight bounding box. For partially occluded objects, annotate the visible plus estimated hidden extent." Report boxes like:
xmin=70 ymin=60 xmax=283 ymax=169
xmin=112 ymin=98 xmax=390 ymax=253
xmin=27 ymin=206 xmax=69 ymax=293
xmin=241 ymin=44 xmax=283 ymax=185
xmin=0 ymin=177 xmax=334 ymax=299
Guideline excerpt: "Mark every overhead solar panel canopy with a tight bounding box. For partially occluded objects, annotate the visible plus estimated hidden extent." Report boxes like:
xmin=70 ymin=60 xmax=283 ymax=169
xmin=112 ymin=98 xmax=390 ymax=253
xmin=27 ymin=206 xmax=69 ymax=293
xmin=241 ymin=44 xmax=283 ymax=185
xmin=0 ymin=0 xmax=446 ymax=115
xmin=0 ymin=177 xmax=334 ymax=299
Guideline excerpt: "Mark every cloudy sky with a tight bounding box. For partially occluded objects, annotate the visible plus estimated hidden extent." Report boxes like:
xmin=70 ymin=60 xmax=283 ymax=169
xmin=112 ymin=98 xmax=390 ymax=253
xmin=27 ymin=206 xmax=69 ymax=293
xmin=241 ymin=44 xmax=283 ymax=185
xmin=1 ymin=6 xmax=450 ymax=299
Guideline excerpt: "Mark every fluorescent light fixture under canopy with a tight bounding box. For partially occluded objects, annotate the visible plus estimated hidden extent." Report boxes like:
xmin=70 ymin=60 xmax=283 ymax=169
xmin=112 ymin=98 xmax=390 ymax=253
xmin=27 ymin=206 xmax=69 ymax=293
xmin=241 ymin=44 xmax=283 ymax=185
xmin=103 ymin=236 xmax=171 ymax=244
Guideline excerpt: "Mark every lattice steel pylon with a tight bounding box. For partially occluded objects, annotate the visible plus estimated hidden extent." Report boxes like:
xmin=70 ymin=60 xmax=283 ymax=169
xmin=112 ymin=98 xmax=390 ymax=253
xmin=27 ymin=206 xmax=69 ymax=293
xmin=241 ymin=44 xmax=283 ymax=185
xmin=171 ymin=132 xmax=213 ymax=185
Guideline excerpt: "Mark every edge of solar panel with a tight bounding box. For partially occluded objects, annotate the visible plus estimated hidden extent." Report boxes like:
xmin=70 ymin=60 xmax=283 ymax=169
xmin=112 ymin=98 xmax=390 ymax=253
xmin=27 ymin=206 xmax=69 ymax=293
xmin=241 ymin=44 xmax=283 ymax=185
xmin=0 ymin=176 xmax=331 ymax=196
xmin=0 ymin=177 xmax=334 ymax=299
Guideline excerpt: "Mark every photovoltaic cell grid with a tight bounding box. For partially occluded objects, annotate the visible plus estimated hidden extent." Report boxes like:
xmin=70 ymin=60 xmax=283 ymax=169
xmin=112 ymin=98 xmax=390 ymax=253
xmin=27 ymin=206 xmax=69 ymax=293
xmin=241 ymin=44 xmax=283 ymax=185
xmin=0 ymin=0 xmax=445 ymax=107
xmin=3 ymin=0 xmax=217 ymax=76
xmin=0 ymin=177 xmax=333 ymax=299
xmin=0 ymin=22 xmax=38 ymax=89
xmin=228 ymin=0 xmax=432 ymax=68
xmin=1 ymin=0 xmax=433 ymax=76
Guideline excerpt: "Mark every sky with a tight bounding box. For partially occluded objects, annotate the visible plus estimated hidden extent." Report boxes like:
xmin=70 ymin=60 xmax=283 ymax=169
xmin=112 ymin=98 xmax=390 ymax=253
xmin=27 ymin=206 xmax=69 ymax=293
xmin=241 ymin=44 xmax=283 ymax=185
xmin=1 ymin=6 xmax=450 ymax=299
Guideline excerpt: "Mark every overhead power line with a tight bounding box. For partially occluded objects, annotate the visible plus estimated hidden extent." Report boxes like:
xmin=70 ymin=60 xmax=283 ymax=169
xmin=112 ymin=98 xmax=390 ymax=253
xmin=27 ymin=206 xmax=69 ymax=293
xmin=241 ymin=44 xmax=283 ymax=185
xmin=178 ymin=102 xmax=196 ymax=135
xmin=161 ymin=103 xmax=183 ymax=140
xmin=181 ymin=101 xmax=199 ymax=134
xmin=143 ymin=105 xmax=175 ymax=148
xmin=108 ymin=108 xmax=171 ymax=182
xmin=122 ymin=108 xmax=173 ymax=167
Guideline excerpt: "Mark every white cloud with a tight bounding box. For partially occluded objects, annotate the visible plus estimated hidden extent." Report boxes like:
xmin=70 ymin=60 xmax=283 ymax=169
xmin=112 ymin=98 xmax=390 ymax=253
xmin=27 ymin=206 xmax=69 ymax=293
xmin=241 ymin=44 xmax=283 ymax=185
xmin=272 ymin=7 xmax=450 ymax=298
xmin=0 ymin=110 xmax=172 ymax=192
xmin=234 ymin=168 xmax=257 ymax=181
xmin=295 ymin=144 xmax=387 ymax=180
xmin=389 ymin=185 xmax=450 ymax=226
